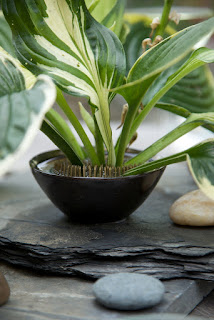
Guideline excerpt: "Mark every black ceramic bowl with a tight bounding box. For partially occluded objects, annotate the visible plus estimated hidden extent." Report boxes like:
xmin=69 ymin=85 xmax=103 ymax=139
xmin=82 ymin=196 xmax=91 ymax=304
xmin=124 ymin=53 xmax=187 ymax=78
xmin=30 ymin=150 xmax=165 ymax=223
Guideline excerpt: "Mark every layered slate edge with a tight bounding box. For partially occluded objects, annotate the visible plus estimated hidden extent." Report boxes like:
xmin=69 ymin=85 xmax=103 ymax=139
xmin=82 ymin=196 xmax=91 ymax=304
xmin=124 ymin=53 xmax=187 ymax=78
xmin=0 ymin=186 xmax=214 ymax=281
xmin=0 ymin=238 xmax=214 ymax=280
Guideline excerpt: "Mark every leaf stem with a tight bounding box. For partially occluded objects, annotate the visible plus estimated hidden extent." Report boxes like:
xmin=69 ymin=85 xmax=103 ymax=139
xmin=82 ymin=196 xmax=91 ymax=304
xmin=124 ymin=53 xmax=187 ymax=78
xmin=123 ymin=153 xmax=186 ymax=176
xmin=125 ymin=119 xmax=201 ymax=166
xmin=128 ymin=58 xmax=205 ymax=144
xmin=156 ymin=0 xmax=174 ymax=37
xmin=116 ymin=107 xmax=137 ymax=167
xmin=56 ymin=88 xmax=100 ymax=165
xmin=46 ymin=109 xmax=85 ymax=160
xmin=95 ymin=92 xmax=116 ymax=166
xmin=156 ymin=103 xmax=214 ymax=134
xmin=94 ymin=116 xmax=105 ymax=164
xmin=41 ymin=120 xmax=83 ymax=166
xmin=88 ymin=0 xmax=99 ymax=13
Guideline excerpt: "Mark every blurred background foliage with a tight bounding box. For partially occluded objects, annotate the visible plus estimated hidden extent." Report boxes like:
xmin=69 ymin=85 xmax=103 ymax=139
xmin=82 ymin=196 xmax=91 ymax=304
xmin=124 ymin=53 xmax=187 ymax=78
xmin=127 ymin=0 xmax=214 ymax=8
xmin=126 ymin=1 xmax=213 ymax=35
xmin=0 ymin=1 xmax=213 ymax=9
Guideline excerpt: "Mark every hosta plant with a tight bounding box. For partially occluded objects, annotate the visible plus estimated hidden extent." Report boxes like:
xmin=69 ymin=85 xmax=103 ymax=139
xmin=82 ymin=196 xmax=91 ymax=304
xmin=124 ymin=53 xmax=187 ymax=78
xmin=1 ymin=0 xmax=214 ymax=200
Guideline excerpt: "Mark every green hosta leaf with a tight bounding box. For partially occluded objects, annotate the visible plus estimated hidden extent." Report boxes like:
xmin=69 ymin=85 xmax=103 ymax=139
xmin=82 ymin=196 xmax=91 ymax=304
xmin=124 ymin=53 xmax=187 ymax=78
xmin=45 ymin=108 xmax=85 ymax=161
xmin=0 ymin=54 xmax=56 ymax=176
xmin=79 ymin=102 xmax=95 ymax=136
xmin=129 ymin=47 xmax=214 ymax=142
xmin=185 ymin=112 xmax=214 ymax=126
xmin=3 ymin=0 xmax=126 ymax=165
xmin=40 ymin=120 xmax=83 ymax=166
xmin=3 ymin=0 xmax=126 ymax=99
xmin=0 ymin=46 xmax=82 ymax=170
xmin=187 ymin=140 xmax=214 ymax=200
xmin=116 ymin=33 xmax=214 ymax=166
xmin=86 ymin=0 xmax=99 ymax=13
xmin=113 ymin=17 xmax=214 ymax=107
xmin=101 ymin=0 xmax=126 ymax=37
xmin=128 ymin=19 xmax=214 ymax=83
xmin=0 ymin=11 xmax=15 ymax=56
xmin=159 ymin=65 xmax=214 ymax=114
xmin=123 ymin=14 xmax=214 ymax=116
xmin=163 ymin=48 xmax=214 ymax=86
xmin=146 ymin=47 xmax=214 ymax=115
xmin=123 ymin=13 xmax=175 ymax=74
xmin=155 ymin=102 xmax=191 ymax=118
xmin=156 ymin=103 xmax=214 ymax=135
xmin=124 ymin=139 xmax=214 ymax=201
xmin=119 ymin=21 xmax=130 ymax=45
xmin=0 ymin=47 xmax=36 ymax=90
xmin=148 ymin=48 xmax=214 ymax=110
xmin=116 ymin=35 xmax=214 ymax=166
xmin=123 ymin=18 xmax=152 ymax=75
xmin=86 ymin=0 xmax=126 ymax=37
xmin=85 ymin=0 xmax=117 ymax=23
xmin=126 ymin=109 xmax=214 ymax=167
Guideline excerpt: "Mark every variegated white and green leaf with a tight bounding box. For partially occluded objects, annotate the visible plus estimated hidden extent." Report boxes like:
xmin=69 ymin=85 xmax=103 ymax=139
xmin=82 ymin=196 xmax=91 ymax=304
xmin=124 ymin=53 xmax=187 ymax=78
xmin=143 ymin=60 xmax=214 ymax=115
xmin=0 ymin=51 xmax=56 ymax=176
xmin=114 ymin=17 xmax=214 ymax=107
xmin=86 ymin=0 xmax=99 ymax=14
xmin=86 ymin=0 xmax=126 ymax=37
xmin=124 ymin=139 xmax=214 ymax=201
xmin=156 ymin=102 xmax=214 ymax=134
xmin=3 ymin=0 xmax=126 ymax=165
xmin=0 ymin=10 xmax=15 ymax=57
xmin=0 ymin=47 xmax=82 ymax=172
xmin=125 ymin=110 xmax=214 ymax=167
xmin=158 ymin=65 xmax=214 ymax=114
xmin=85 ymin=0 xmax=117 ymax=23
xmin=128 ymin=48 xmax=214 ymax=145
xmin=115 ymin=18 xmax=214 ymax=165
xmin=187 ymin=139 xmax=214 ymax=200
xmin=0 ymin=46 xmax=36 ymax=89
xmin=101 ymin=0 xmax=126 ymax=37
xmin=123 ymin=14 xmax=214 ymax=116
xmin=115 ymin=45 xmax=214 ymax=166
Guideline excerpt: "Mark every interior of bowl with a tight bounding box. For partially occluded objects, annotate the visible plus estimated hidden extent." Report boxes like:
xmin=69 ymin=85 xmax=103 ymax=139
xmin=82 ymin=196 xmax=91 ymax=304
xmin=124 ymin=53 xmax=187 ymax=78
xmin=30 ymin=149 xmax=148 ymax=179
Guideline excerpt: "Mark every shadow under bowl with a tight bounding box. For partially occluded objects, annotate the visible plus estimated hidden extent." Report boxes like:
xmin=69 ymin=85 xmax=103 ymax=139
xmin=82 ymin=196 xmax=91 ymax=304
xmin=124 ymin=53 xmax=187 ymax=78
xmin=30 ymin=150 xmax=165 ymax=224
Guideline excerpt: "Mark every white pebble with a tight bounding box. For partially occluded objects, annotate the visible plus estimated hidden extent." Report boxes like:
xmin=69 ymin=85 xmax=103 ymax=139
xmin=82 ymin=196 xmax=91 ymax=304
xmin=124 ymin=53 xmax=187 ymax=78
xmin=170 ymin=189 xmax=214 ymax=226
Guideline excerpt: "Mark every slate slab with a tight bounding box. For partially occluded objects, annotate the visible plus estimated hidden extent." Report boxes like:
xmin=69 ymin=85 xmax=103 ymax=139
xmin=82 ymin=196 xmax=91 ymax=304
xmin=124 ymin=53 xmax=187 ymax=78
xmin=0 ymin=166 xmax=214 ymax=280
xmin=0 ymin=310 xmax=213 ymax=320
xmin=0 ymin=166 xmax=214 ymax=319
xmin=0 ymin=262 xmax=214 ymax=319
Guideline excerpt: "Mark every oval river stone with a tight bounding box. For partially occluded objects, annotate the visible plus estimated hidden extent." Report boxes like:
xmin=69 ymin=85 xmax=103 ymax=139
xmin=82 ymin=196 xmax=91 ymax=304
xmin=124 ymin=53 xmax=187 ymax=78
xmin=93 ymin=273 xmax=165 ymax=311
xmin=170 ymin=189 xmax=214 ymax=226
xmin=0 ymin=272 xmax=10 ymax=306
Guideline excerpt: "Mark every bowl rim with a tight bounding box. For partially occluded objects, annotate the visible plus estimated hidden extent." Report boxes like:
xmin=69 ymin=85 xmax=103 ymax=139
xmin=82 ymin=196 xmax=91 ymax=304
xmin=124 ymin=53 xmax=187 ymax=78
xmin=29 ymin=149 xmax=165 ymax=181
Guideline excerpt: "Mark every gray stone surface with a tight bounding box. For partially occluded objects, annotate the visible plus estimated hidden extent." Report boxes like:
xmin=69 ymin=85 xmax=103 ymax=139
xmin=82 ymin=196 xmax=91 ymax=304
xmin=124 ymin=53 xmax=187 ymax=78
xmin=0 ymin=311 xmax=213 ymax=320
xmin=0 ymin=166 xmax=214 ymax=281
xmin=0 ymin=262 xmax=213 ymax=319
xmin=119 ymin=316 xmax=213 ymax=320
xmin=0 ymin=165 xmax=214 ymax=318
xmin=190 ymin=289 xmax=214 ymax=318
xmin=93 ymin=273 xmax=165 ymax=310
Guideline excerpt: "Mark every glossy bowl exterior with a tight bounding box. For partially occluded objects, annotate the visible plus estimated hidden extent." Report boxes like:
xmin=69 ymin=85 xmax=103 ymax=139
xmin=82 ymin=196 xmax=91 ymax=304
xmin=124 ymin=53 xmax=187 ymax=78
xmin=30 ymin=150 xmax=165 ymax=223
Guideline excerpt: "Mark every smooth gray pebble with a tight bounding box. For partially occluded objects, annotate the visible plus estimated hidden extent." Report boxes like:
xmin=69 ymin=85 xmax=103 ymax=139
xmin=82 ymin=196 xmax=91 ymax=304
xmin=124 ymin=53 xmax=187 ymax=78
xmin=93 ymin=273 xmax=165 ymax=310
